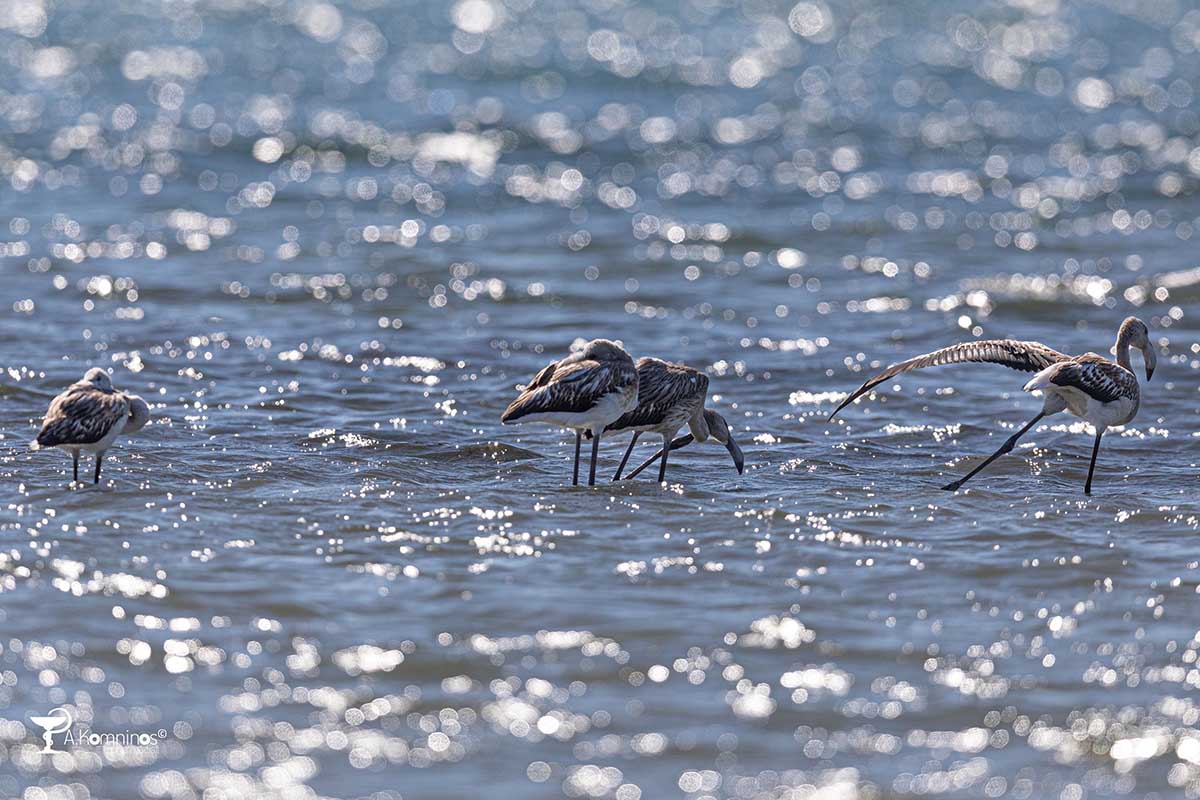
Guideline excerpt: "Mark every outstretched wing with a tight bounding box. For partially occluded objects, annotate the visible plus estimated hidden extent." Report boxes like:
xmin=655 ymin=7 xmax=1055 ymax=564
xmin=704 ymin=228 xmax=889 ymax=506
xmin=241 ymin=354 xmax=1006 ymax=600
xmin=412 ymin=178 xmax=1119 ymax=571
xmin=36 ymin=388 xmax=129 ymax=446
xmin=1047 ymin=355 xmax=1132 ymax=404
xmin=829 ymin=339 xmax=1070 ymax=419
xmin=501 ymin=358 xmax=630 ymax=422
xmin=606 ymin=361 xmax=707 ymax=432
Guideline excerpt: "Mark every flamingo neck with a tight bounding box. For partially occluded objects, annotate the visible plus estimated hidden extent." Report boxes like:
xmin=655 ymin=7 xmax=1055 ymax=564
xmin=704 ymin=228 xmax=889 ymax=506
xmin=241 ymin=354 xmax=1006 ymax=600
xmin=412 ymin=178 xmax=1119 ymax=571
xmin=1114 ymin=326 xmax=1134 ymax=371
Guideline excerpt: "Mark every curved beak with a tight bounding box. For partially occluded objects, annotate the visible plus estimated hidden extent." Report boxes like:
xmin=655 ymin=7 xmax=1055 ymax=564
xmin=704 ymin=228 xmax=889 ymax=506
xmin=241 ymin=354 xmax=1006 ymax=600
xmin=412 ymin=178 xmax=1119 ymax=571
xmin=724 ymin=434 xmax=745 ymax=475
xmin=1143 ymin=345 xmax=1156 ymax=382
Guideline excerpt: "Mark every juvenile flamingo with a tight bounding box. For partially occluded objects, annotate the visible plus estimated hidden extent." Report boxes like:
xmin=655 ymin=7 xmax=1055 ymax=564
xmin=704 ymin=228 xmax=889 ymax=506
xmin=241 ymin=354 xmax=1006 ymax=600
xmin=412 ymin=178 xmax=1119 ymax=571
xmin=829 ymin=317 xmax=1155 ymax=494
xmin=597 ymin=357 xmax=744 ymax=483
xmin=36 ymin=368 xmax=151 ymax=484
xmin=501 ymin=339 xmax=638 ymax=486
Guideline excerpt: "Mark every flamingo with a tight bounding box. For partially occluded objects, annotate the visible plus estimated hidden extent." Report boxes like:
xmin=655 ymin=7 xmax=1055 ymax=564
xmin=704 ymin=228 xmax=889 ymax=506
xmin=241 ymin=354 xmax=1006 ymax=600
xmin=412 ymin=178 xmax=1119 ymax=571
xmin=597 ymin=357 xmax=744 ymax=483
xmin=36 ymin=368 xmax=151 ymax=484
xmin=501 ymin=339 xmax=639 ymax=486
xmin=829 ymin=317 xmax=1155 ymax=494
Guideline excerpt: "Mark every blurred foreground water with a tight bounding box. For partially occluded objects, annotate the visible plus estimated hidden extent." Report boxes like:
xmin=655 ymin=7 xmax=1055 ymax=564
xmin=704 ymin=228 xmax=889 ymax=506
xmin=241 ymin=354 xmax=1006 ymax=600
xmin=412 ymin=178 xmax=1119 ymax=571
xmin=2 ymin=0 xmax=1200 ymax=797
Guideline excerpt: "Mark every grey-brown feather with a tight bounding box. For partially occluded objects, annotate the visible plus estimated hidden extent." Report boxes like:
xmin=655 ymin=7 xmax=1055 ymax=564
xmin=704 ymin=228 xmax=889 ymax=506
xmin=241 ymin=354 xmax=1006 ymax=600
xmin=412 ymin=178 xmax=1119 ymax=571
xmin=605 ymin=358 xmax=707 ymax=432
xmin=1050 ymin=354 xmax=1135 ymax=403
xmin=525 ymin=359 xmax=561 ymax=393
xmin=502 ymin=357 xmax=637 ymax=422
xmin=830 ymin=339 xmax=1070 ymax=418
xmin=37 ymin=387 xmax=130 ymax=447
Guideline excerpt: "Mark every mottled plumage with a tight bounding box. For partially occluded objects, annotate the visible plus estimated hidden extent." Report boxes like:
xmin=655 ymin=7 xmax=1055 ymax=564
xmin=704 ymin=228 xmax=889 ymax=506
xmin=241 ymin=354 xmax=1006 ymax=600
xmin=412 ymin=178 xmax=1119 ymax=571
xmin=38 ymin=385 xmax=132 ymax=447
xmin=601 ymin=357 xmax=743 ymax=483
xmin=605 ymin=358 xmax=707 ymax=434
xmin=829 ymin=339 xmax=1069 ymax=420
xmin=502 ymin=351 xmax=637 ymax=423
xmin=1045 ymin=354 xmax=1135 ymax=405
xmin=35 ymin=368 xmax=151 ymax=484
xmin=501 ymin=339 xmax=638 ymax=486
xmin=830 ymin=317 xmax=1155 ymax=494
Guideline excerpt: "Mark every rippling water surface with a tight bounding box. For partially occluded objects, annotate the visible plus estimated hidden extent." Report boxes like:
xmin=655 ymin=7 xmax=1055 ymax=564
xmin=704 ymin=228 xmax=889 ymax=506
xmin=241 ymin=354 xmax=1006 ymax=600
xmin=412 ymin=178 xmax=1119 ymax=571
xmin=2 ymin=0 xmax=1200 ymax=797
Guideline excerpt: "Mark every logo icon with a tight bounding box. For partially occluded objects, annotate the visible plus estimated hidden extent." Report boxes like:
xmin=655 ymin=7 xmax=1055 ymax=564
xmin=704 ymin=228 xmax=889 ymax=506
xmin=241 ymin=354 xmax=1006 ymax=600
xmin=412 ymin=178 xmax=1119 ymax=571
xmin=30 ymin=707 xmax=72 ymax=754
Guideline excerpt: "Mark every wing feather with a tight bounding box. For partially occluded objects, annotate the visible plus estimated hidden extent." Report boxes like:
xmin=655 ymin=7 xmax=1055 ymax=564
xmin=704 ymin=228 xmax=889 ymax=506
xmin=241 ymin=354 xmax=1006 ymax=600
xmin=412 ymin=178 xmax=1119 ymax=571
xmin=37 ymin=388 xmax=129 ymax=446
xmin=525 ymin=359 xmax=560 ymax=392
xmin=829 ymin=339 xmax=1070 ymax=419
xmin=1048 ymin=355 xmax=1132 ymax=403
xmin=605 ymin=359 xmax=707 ymax=432
xmin=502 ymin=359 xmax=634 ymax=422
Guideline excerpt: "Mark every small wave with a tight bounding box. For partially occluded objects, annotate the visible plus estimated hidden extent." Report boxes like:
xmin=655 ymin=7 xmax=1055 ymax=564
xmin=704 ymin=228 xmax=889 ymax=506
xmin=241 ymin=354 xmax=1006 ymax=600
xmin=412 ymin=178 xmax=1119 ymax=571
xmin=433 ymin=441 xmax=543 ymax=462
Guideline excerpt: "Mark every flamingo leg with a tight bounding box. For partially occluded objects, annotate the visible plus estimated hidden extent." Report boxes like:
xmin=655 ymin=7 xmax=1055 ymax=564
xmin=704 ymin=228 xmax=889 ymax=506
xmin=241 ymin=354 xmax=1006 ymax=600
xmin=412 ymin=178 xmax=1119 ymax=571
xmin=572 ymin=431 xmax=581 ymax=486
xmin=612 ymin=432 xmax=640 ymax=481
xmin=1084 ymin=429 xmax=1104 ymax=495
xmin=94 ymin=452 xmax=103 ymax=484
xmin=72 ymin=450 xmax=79 ymax=483
xmin=588 ymin=428 xmax=601 ymax=486
xmin=942 ymin=412 xmax=1045 ymax=492
xmin=657 ymin=434 xmax=670 ymax=482
xmin=626 ymin=434 xmax=694 ymax=480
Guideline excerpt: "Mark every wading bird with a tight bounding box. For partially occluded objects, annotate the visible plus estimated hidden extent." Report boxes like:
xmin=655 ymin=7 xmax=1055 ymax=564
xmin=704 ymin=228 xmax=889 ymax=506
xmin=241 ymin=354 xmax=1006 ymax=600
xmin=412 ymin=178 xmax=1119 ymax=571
xmin=35 ymin=368 xmax=151 ymax=484
xmin=501 ymin=339 xmax=639 ymax=486
xmin=829 ymin=317 xmax=1155 ymax=495
xmin=597 ymin=357 xmax=744 ymax=483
